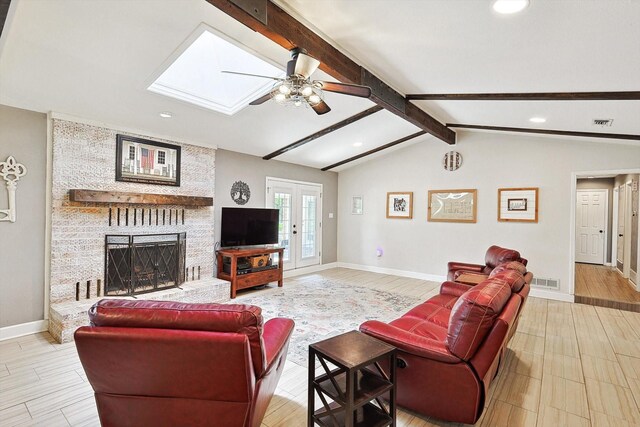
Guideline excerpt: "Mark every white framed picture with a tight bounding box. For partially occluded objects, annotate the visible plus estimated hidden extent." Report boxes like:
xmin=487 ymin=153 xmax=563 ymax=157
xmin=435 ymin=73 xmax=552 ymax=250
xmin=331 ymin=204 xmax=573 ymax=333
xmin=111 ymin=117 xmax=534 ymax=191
xmin=386 ymin=192 xmax=413 ymax=219
xmin=498 ymin=187 xmax=539 ymax=222
xmin=352 ymin=195 xmax=363 ymax=215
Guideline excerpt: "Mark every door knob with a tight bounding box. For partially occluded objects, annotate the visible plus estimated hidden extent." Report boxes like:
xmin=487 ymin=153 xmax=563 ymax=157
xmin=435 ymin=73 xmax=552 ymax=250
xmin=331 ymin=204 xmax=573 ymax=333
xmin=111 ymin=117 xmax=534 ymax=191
xmin=599 ymin=230 xmax=603 ymax=233
xmin=293 ymin=230 xmax=297 ymax=235
xmin=619 ymin=234 xmax=624 ymax=237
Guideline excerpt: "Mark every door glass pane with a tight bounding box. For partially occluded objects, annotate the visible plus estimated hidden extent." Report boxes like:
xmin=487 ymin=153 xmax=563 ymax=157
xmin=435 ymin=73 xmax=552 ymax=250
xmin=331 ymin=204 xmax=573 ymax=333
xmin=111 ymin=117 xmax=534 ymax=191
xmin=274 ymin=192 xmax=291 ymax=261
xmin=301 ymin=194 xmax=317 ymax=258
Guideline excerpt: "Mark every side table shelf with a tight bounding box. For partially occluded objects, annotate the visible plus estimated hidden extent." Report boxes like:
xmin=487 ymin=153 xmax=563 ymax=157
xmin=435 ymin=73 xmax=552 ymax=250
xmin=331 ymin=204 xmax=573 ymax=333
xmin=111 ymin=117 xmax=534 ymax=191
xmin=216 ymin=247 xmax=284 ymax=299
xmin=308 ymin=331 xmax=396 ymax=427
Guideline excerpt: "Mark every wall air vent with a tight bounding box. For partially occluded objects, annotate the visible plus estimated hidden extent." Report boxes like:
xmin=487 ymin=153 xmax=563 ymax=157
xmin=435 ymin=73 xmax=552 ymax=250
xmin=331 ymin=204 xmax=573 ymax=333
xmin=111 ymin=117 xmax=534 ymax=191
xmin=592 ymin=119 xmax=613 ymax=127
xmin=531 ymin=277 xmax=560 ymax=290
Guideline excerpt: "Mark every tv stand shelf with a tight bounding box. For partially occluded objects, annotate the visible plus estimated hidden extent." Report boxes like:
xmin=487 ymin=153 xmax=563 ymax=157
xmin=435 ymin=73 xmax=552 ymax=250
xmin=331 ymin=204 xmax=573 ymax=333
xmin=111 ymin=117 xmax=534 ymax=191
xmin=216 ymin=247 xmax=284 ymax=299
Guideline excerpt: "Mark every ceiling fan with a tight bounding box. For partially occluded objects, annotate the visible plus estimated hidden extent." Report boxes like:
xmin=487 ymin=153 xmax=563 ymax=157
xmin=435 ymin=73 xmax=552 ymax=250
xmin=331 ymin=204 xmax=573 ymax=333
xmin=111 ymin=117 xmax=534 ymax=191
xmin=223 ymin=48 xmax=372 ymax=115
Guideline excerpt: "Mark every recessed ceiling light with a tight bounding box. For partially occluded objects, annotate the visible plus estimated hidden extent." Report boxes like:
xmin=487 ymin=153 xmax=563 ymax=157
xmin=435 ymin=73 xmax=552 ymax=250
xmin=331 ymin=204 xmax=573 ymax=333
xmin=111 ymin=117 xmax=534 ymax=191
xmin=159 ymin=112 xmax=173 ymax=118
xmin=493 ymin=0 xmax=529 ymax=15
xmin=353 ymin=142 xmax=363 ymax=147
xmin=587 ymin=176 xmax=595 ymax=179
xmin=529 ymin=117 xmax=546 ymax=123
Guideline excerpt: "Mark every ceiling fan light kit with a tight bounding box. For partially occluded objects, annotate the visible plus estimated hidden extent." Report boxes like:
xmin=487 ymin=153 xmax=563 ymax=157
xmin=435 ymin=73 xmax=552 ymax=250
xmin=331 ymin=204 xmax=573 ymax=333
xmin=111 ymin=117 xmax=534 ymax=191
xmin=224 ymin=47 xmax=371 ymax=115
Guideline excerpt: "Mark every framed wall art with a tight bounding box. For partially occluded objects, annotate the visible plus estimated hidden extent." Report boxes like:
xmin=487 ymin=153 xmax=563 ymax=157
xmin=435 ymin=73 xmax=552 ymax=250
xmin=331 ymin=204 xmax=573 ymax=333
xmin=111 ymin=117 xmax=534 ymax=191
xmin=386 ymin=192 xmax=413 ymax=219
xmin=352 ymin=195 xmax=363 ymax=215
xmin=116 ymin=134 xmax=181 ymax=186
xmin=428 ymin=189 xmax=477 ymax=223
xmin=498 ymin=187 xmax=538 ymax=222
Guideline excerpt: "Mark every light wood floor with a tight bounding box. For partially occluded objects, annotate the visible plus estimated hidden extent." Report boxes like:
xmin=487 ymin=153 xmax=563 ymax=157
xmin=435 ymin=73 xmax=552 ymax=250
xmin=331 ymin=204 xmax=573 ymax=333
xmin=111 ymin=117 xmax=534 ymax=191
xmin=3 ymin=268 xmax=640 ymax=426
xmin=575 ymin=263 xmax=640 ymax=311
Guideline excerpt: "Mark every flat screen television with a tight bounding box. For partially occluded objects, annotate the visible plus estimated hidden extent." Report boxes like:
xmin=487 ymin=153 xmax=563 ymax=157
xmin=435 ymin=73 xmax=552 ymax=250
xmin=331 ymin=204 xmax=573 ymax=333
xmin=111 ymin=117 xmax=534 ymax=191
xmin=220 ymin=207 xmax=279 ymax=247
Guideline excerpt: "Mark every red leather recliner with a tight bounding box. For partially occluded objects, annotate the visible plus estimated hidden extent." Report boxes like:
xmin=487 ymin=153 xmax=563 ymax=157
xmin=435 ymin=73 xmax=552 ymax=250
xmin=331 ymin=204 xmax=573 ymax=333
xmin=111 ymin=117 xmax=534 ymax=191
xmin=360 ymin=274 xmax=524 ymax=424
xmin=447 ymin=245 xmax=528 ymax=281
xmin=75 ymin=300 xmax=294 ymax=427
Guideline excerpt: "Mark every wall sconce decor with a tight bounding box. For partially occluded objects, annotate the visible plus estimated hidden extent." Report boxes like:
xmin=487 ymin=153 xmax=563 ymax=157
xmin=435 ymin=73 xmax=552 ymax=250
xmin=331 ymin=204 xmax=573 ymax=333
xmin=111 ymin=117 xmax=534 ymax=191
xmin=0 ymin=156 xmax=28 ymax=223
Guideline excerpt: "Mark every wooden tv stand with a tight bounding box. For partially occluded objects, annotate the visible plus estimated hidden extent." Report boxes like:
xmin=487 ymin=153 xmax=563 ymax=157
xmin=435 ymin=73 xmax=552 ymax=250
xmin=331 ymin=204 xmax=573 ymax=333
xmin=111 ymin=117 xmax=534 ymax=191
xmin=216 ymin=247 xmax=284 ymax=299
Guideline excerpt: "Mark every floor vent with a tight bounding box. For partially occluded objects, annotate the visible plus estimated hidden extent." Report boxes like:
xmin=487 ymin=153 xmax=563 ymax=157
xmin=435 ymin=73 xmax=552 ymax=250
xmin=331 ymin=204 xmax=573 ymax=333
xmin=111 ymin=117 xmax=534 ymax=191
xmin=592 ymin=119 xmax=613 ymax=127
xmin=531 ymin=277 xmax=560 ymax=290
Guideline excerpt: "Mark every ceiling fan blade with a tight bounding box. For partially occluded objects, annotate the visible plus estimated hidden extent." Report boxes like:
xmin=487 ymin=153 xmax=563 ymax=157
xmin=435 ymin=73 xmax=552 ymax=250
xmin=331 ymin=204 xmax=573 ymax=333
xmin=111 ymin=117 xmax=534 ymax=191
xmin=249 ymin=90 xmax=277 ymax=106
xmin=311 ymin=100 xmax=331 ymax=115
xmin=293 ymin=52 xmax=320 ymax=78
xmin=316 ymin=81 xmax=371 ymax=98
xmin=222 ymin=71 xmax=284 ymax=81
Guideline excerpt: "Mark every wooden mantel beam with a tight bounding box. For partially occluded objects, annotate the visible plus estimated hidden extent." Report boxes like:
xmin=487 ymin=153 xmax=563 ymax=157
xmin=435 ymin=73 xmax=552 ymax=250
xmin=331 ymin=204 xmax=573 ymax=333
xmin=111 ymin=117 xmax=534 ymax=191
xmin=205 ymin=0 xmax=455 ymax=145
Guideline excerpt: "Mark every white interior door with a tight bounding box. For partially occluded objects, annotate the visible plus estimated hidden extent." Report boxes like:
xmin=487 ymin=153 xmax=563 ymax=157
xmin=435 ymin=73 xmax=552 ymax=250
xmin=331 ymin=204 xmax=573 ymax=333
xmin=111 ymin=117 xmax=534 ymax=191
xmin=576 ymin=190 xmax=607 ymax=264
xmin=617 ymin=184 xmax=626 ymax=273
xmin=267 ymin=178 xmax=322 ymax=271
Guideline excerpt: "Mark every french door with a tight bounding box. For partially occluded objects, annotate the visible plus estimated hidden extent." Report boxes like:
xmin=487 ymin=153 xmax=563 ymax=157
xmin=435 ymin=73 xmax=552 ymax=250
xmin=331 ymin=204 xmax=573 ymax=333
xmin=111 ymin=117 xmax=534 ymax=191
xmin=266 ymin=178 xmax=322 ymax=271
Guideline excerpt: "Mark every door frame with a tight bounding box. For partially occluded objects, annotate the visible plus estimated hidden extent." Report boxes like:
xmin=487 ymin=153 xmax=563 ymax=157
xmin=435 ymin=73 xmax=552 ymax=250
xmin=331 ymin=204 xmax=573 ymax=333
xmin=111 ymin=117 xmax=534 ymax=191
xmin=569 ymin=168 xmax=640 ymax=297
xmin=265 ymin=176 xmax=323 ymax=270
xmin=575 ymin=188 xmax=608 ymax=265
xmin=623 ymin=180 xmax=633 ymax=279
xmin=612 ymin=186 xmax=619 ymax=272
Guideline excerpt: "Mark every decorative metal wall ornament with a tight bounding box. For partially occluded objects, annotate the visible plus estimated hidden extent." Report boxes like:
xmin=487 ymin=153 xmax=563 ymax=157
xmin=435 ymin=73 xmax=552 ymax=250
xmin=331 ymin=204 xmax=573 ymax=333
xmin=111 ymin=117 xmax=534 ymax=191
xmin=442 ymin=151 xmax=463 ymax=171
xmin=0 ymin=156 xmax=27 ymax=223
xmin=230 ymin=181 xmax=251 ymax=205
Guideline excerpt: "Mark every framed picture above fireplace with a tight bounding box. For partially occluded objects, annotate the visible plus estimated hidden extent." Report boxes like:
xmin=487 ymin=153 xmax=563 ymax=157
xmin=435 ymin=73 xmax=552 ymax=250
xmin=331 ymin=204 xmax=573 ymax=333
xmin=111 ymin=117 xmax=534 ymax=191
xmin=116 ymin=134 xmax=181 ymax=186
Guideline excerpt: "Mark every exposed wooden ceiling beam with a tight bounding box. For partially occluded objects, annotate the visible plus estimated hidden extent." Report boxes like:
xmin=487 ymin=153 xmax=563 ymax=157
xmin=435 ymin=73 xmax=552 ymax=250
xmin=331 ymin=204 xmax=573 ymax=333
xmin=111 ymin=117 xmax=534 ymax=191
xmin=205 ymin=0 xmax=455 ymax=145
xmin=0 ymin=0 xmax=11 ymax=38
xmin=446 ymin=123 xmax=640 ymax=141
xmin=321 ymin=131 xmax=427 ymax=171
xmin=407 ymin=91 xmax=640 ymax=101
xmin=263 ymin=106 xmax=383 ymax=160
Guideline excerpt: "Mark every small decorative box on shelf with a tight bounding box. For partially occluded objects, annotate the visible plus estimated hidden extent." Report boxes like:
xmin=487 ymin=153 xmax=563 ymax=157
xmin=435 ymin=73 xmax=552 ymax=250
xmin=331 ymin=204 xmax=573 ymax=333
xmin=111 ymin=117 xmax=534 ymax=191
xmin=308 ymin=330 xmax=396 ymax=427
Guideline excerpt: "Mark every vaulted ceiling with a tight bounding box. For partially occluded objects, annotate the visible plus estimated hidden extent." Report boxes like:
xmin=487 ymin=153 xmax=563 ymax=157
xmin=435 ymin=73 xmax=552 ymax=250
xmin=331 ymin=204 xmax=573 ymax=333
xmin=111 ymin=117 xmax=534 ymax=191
xmin=0 ymin=0 xmax=638 ymax=171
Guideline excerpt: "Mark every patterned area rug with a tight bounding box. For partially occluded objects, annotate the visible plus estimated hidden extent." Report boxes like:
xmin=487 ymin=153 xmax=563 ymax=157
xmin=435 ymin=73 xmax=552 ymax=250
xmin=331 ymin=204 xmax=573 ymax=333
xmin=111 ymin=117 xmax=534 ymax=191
xmin=238 ymin=276 xmax=426 ymax=366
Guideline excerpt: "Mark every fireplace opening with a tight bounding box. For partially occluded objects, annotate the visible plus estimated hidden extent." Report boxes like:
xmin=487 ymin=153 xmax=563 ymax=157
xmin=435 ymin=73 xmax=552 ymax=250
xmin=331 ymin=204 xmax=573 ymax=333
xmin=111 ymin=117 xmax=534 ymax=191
xmin=105 ymin=233 xmax=186 ymax=296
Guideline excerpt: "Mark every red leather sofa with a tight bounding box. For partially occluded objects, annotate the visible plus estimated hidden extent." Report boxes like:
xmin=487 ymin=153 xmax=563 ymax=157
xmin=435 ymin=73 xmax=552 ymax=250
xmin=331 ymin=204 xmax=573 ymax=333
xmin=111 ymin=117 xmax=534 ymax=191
xmin=447 ymin=245 xmax=527 ymax=281
xmin=75 ymin=300 xmax=294 ymax=427
xmin=360 ymin=262 xmax=531 ymax=424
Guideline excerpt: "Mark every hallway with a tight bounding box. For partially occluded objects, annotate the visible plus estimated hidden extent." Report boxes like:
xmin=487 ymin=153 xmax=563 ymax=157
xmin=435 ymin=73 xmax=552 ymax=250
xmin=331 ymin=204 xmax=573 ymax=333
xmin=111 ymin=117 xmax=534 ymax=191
xmin=575 ymin=263 xmax=640 ymax=312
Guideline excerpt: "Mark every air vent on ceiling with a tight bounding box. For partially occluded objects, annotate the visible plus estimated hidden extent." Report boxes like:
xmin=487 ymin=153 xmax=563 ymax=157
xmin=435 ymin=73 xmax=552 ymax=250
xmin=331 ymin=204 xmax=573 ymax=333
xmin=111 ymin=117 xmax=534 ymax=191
xmin=592 ymin=119 xmax=613 ymax=127
xmin=531 ymin=277 xmax=560 ymax=290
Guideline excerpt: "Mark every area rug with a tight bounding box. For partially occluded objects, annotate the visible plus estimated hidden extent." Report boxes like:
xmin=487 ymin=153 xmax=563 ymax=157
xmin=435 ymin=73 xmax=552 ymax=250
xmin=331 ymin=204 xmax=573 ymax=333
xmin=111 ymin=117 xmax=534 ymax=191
xmin=237 ymin=276 xmax=426 ymax=366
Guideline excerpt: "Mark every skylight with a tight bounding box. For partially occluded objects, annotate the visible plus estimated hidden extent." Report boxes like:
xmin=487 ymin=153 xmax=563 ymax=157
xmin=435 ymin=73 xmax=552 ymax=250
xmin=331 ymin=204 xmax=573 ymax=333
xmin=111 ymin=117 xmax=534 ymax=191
xmin=148 ymin=29 xmax=284 ymax=115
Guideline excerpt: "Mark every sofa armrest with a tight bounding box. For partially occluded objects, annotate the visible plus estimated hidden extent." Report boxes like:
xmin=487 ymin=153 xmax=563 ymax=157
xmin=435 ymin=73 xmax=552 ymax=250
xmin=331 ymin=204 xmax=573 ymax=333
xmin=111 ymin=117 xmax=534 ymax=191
xmin=447 ymin=262 xmax=485 ymax=273
xmin=360 ymin=321 xmax=460 ymax=363
xmin=262 ymin=318 xmax=295 ymax=372
xmin=440 ymin=281 xmax=473 ymax=297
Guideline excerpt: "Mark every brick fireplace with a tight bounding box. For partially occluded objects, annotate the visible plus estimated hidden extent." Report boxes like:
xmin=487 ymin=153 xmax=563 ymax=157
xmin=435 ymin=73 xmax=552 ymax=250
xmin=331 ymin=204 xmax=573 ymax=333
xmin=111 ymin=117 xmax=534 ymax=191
xmin=48 ymin=119 xmax=230 ymax=342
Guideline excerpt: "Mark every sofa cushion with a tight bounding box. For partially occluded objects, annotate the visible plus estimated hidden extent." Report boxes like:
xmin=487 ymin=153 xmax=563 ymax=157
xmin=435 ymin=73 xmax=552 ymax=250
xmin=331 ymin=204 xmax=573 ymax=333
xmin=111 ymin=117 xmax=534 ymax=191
xmin=446 ymin=279 xmax=512 ymax=361
xmin=389 ymin=316 xmax=449 ymax=342
xmin=488 ymin=270 xmax=526 ymax=293
xmin=425 ymin=293 xmax=460 ymax=309
xmin=89 ymin=299 xmax=267 ymax=376
xmin=403 ymin=301 xmax=452 ymax=330
xmin=484 ymin=245 xmax=522 ymax=269
xmin=492 ymin=261 xmax=527 ymax=275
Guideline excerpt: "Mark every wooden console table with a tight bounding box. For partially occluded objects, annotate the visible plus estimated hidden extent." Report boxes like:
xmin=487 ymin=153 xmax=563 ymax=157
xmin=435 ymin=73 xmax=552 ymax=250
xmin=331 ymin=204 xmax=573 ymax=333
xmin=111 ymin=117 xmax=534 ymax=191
xmin=216 ymin=247 xmax=284 ymax=299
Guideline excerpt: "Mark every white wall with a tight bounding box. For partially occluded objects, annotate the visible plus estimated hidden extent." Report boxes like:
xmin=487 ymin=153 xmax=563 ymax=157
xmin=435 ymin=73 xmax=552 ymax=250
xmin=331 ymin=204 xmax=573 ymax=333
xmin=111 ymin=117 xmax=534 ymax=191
xmin=337 ymin=131 xmax=640 ymax=297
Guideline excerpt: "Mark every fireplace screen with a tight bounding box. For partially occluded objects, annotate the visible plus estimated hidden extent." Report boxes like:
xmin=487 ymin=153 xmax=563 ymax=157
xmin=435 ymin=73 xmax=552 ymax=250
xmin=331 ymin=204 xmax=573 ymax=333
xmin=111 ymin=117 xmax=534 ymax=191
xmin=105 ymin=233 xmax=186 ymax=296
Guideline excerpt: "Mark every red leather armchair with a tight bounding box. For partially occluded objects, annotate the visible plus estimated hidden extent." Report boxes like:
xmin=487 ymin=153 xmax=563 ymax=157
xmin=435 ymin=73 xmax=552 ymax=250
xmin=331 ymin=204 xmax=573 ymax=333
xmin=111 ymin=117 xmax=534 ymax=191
xmin=75 ymin=300 xmax=294 ymax=427
xmin=360 ymin=275 xmax=523 ymax=424
xmin=447 ymin=245 xmax=528 ymax=281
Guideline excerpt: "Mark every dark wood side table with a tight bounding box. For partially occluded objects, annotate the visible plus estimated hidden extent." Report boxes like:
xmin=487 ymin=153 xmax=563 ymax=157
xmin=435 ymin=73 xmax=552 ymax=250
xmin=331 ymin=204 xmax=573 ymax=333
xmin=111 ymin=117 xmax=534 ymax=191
xmin=308 ymin=330 xmax=396 ymax=427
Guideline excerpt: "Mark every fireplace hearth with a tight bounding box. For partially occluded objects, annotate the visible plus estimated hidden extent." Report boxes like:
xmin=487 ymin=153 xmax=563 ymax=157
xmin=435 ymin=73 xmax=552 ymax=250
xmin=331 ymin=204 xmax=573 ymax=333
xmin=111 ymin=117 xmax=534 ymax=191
xmin=105 ymin=233 xmax=186 ymax=296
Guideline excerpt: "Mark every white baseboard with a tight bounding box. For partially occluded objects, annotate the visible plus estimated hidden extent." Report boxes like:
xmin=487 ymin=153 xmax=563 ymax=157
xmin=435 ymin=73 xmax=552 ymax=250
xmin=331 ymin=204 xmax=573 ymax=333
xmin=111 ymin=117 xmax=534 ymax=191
xmin=604 ymin=262 xmax=613 ymax=267
xmin=337 ymin=262 xmax=447 ymax=283
xmin=529 ymin=288 xmax=575 ymax=303
xmin=283 ymin=262 xmax=338 ymax=278
xmin=0 ymin=320 xmax=49 ymax=341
